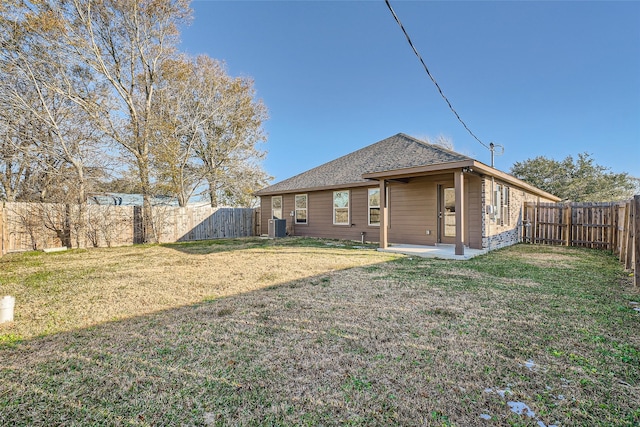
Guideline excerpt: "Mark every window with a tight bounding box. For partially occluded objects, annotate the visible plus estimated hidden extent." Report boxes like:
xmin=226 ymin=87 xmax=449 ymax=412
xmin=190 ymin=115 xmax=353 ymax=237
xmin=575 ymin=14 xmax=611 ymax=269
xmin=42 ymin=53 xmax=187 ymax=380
xmin=443 ymin=187 xmax=456 ymax=237
xmin=494 ymin=185 xmax=502 ymax=222
xmin=295 ymin=194 xmax=307 ymax=224
xmin=271 ymin=196 xmax=282 ymax=219
xmin=333 ymin=190 xmax=349 ymax=225
xmin=368 ymin=188 xmax=380 ymax=226
xmin=493 ymin=184 xmax=510 ymax=226
xmin=502 ymin=186 xmax=510 ymax=226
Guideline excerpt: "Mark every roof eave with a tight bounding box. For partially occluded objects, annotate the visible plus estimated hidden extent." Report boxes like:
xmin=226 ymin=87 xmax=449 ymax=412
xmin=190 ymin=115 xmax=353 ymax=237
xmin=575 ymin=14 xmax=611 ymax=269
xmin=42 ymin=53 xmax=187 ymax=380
xmin=362 ymin=160 xmax=561 ymax=202
xmin=361 ymin=160 xmax=476 ymax=180
xmin=470 ymin=161 xmax=561 ymax=202
xmin=255 ymin=180 xmax=375 ymax=197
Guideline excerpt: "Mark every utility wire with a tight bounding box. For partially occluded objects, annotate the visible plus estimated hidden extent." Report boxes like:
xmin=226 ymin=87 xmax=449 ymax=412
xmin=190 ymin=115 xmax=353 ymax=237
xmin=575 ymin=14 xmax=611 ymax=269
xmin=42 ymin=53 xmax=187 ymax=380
xmin=384 ymin=0 xmax=490 ymax=150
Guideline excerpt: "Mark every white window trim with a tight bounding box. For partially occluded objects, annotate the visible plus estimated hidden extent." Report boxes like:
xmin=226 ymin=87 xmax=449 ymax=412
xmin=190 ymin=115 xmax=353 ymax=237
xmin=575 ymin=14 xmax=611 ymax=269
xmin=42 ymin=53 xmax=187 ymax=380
xmin=333 ymin=190 xmax=350 ymax=225
xmin=502 ymin=186 xmax=510 ymax=226
xmin=271 ymin=195 xmax=282 ymax=219
xmin=494 ymin=184 xmax=502 ymax=222
xmin=493 ymin=184 xmax=510 ymax=226
xmin=295 ymin=194 xmax=308 ymax=224
xmin=368 ymin=188 xmax=380 ymax=226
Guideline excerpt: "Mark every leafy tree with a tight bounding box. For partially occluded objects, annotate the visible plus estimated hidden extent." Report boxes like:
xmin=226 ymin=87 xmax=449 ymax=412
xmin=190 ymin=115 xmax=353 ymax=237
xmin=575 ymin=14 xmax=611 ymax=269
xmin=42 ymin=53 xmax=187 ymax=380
xmin=152 ymin=55 xmax=270 ymax=207
xmin=150 ymin=55 xmax=204 ymax=207
xmin=510 ymin=153 xmax=638 ymax=202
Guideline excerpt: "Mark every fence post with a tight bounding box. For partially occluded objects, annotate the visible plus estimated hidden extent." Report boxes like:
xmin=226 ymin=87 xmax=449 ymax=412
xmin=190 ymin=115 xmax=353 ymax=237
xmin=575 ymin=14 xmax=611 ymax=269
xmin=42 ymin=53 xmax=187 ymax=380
xmin=634 ymin=195 xmax=639 ymax=288
xmin=564 ymin=203 xmax=571 ymax=246
xmin=255 ymin=208 xmax=261 ymax=236
xmin=625 ymin=200 xmax=634 ymax=271
xmin=0 ymin=202 xmax=4 ymax=257
xmin=524 ymin=202 xmax=528 ymax=242
xmin=611 ymin=204 xmax=618 ymax=253
xmin=621 ymin=201 xmax=630 ymax=265
xmin=534 ymin=202 xmax=538 ymax=243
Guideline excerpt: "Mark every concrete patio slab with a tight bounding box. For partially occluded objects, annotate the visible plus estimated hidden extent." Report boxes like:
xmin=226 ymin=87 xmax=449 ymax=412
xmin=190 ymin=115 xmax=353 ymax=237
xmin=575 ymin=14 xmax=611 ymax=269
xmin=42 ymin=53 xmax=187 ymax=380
xmin=378 ymin=244 xmax=488 ymax=260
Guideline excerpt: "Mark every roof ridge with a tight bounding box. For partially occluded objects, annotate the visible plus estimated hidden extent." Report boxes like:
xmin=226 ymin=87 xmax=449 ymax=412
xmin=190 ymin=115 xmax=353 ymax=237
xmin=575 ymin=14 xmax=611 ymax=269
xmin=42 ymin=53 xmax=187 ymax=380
xmin=398 ymin=133 xmax=474 ymax=160
xmin=256 ymin=133 xmax=474 ymax=195
xmin=264 ymin=134 xmax=405 ymax=184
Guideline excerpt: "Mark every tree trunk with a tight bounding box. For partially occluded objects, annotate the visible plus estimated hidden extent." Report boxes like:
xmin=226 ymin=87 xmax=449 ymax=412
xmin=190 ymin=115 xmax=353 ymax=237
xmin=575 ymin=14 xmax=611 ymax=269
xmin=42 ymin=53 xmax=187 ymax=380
xmin=138 ymin=157 xmax=155 ymax=243
xmin=177 ymin=190 xmax=187 ymax=208
xmin=74 ymin=162 xmax=86 ymax=248
xmin=63 ymin=203 xmax=72 ymax=248
xmin=207 ymin=178 xmax=218 ymax=208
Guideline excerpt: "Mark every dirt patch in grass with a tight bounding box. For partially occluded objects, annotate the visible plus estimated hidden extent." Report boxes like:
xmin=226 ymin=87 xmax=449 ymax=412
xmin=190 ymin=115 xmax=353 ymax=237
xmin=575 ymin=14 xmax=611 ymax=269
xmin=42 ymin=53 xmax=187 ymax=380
xmin=1 ymin=241 xmax=639 ymax=426
xmin=523 ymin=252 xmax=577 ymax=262
xmin=520 ymin=252 xmax=579 ymax=269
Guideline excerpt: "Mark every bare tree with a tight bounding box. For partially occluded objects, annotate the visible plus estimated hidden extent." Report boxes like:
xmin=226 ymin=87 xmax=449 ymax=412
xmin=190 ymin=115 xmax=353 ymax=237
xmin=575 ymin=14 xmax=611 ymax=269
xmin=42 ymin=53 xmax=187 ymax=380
xmin=416 ymin=134 xmax=455 ymax=151
xmin=1 ymin=3 xmax=110 ymax=246
xmin=76 ymin=0 xmax=190 ymax=241
xmin=0 ymin=7 xmax=41 ymax=202
xmin=0 ymin=104 xmax=36 ymax=201
xmin=20 ymin=0 xmax=193 ymax=242
xmin=3 ymin=1 xmax=269 ymax=224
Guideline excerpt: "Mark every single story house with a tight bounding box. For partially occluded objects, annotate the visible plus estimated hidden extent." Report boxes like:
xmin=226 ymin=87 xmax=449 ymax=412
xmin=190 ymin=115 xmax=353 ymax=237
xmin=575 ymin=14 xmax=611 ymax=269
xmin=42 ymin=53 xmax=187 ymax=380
xmin=255 ymin=133 xmax=560 ymax=255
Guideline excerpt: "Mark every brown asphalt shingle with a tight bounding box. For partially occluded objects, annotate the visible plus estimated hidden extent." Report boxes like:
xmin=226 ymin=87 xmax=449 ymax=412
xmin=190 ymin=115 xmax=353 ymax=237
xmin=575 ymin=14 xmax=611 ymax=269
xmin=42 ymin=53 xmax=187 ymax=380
xmin=256 ymin=133 xmax=472 ymax=195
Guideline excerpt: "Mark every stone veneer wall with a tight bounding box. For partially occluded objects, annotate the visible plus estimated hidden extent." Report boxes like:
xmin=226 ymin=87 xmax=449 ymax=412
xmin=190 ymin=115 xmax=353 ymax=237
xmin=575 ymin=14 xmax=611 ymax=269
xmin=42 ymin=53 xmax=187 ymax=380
xmin=480 ymin=178 xmax=553 ymax=250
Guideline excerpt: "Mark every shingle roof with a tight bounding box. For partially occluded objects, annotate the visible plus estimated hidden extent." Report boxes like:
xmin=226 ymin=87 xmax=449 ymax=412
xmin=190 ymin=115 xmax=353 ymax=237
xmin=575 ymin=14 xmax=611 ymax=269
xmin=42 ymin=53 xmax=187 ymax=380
xmin=256 ymin=133 xmax=473 ymax=195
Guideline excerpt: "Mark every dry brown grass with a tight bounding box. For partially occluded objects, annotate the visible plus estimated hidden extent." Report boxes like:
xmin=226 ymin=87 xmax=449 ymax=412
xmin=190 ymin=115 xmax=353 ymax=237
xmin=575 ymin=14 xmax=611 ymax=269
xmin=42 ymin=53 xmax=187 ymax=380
xmin=519 ymin=252 xmax=579 ymax=269
xmin=1 ymin=240 xmax=638 ymax=426
xmin=0 ymin=238 xmax=396 ymax=339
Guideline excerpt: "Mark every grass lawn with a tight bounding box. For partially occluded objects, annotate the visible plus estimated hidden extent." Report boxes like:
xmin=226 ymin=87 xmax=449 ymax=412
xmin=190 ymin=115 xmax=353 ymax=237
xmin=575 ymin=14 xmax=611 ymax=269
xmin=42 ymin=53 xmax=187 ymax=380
xmin=0 ymin=238 xmax=638 ymax=426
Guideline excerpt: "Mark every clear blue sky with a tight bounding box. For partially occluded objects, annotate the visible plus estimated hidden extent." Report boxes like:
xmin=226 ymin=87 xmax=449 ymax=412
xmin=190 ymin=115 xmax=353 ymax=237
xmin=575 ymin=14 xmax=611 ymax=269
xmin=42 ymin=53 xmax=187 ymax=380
xmin=180 ymin=0 xmax=640 ymax=183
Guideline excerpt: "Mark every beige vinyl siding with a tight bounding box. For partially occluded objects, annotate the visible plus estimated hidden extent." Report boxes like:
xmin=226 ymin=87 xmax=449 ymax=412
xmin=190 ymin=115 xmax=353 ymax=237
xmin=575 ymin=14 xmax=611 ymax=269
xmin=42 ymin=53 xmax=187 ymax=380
xmin=259 ymin=196 xmax=270 ymax=235
xmin=350 ymin=188 xmax=368 ymax=230
xmin=294 ymin=191 xmax=332 ymax=238
xmin=465 ymin=175 xmax=483 ymax=249
xmin=261 ymin=172 xmax=486 ymax=246
xmin=286 ymin=188 xmax=381 ymax=242
xmin=388 ymin=176 xmax=440 ymax=245
xmin=386 ymin=175 xmax=483 ymax=248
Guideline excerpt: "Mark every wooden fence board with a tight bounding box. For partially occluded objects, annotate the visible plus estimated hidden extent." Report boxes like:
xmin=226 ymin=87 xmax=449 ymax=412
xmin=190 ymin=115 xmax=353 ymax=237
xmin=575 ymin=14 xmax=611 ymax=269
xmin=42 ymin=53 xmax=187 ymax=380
xmin=625 ymin=200 xmax=634 ymax=271
xmin=634 ymin=196 xmax=639 ymax=287
xmin=620 ymin=203 xmax=630 ymax=268
xmin=524 ymin=198 xmax=638 ymax=287
xmin=0 ymin=202 xmax=256 ymax=255
xmin=0 ymin=202 xmax=5 ymax=256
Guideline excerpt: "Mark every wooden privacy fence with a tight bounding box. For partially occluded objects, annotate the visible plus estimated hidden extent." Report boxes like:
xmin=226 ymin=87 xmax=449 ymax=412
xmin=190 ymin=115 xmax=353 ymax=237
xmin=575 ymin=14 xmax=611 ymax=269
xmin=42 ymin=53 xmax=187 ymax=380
xmin=0 ymin=202 xmax=257 ymax=255
xmin=523 ymin=196 xmax=640 ymax=286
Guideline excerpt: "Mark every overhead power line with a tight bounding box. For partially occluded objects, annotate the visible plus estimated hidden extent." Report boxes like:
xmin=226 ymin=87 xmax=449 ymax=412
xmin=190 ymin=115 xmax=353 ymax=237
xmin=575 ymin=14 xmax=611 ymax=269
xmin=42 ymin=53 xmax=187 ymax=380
xmin=384 ymin=0 xmax=490 ymax=151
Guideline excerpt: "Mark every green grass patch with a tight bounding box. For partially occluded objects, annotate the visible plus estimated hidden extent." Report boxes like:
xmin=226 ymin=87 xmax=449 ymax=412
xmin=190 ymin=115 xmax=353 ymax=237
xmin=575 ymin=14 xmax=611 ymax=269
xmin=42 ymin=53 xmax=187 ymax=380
xmin=0 ymin=333 xmax=22 ymax=348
